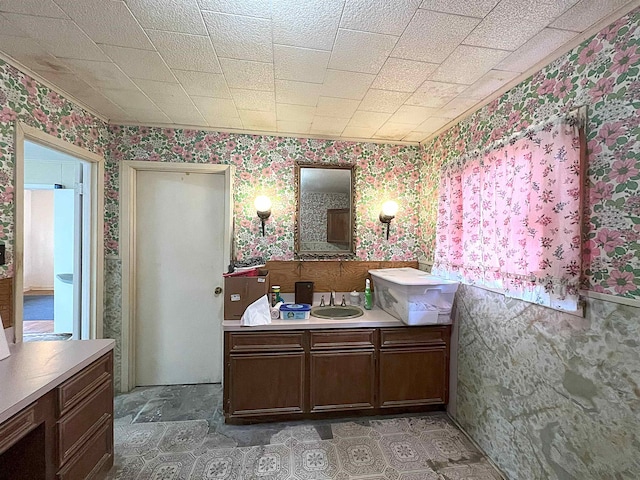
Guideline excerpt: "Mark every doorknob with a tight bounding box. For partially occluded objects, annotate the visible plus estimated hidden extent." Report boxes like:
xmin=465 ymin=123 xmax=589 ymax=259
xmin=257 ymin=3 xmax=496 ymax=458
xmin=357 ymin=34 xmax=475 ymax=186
xmin=214 ymin=287 xmax=222 ymax=295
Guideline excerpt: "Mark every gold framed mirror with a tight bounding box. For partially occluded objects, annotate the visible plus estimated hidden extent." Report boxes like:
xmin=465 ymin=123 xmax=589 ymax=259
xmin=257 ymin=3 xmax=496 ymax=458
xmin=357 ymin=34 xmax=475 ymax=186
xmin=294 ymin=163 xmax=356 ymax=258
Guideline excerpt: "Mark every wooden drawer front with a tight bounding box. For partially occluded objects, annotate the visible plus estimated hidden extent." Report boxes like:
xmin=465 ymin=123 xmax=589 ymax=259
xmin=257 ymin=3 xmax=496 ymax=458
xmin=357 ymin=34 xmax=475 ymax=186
xmin=380 ymin=326 xmax=450 ymax=348
xmin=57 ymin=379 xmax=112 ymax=466
xmin=228 ymin=332 xmax=304 ymax=352
xmin=57 ymin=418 xmax=113 ymax=480
xmin=310 ymin=329 xmax=375 ymax=350
xmin=57 ymin=352 xmax=112 ymax=416
xmin=0 ymin=404 xmax=37 ymax=454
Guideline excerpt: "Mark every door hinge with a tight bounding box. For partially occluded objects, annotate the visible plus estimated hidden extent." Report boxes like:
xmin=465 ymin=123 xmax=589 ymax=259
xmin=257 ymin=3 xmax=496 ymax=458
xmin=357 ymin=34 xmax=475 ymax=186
xmin=75 ymin=182 xmax=84 ymax=195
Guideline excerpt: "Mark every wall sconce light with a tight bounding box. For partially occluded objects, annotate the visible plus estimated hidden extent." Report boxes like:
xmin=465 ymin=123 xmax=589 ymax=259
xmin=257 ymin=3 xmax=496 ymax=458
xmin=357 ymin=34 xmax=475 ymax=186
xmin=255 ymin=195 xmax=272 ymax=236
xmin=379 ymin=200 xmax=398 ymax=240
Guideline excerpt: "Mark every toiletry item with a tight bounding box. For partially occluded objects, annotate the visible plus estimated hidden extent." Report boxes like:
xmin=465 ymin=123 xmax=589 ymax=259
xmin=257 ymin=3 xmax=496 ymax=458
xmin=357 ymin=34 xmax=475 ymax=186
xmin=270 ymin=302 xmax=283 ymax=320
xmin=295 ymin=281 xmax=314 ymax=305
xmin=349 ymin=290 xmax=361 ymax=305
xmin=364 ymin=279 xmax=373 ymax=310
xmin=271 ymin=285 xmax=283 ymax=306
xmin=280 ymin=303 xmax=311 ymax=319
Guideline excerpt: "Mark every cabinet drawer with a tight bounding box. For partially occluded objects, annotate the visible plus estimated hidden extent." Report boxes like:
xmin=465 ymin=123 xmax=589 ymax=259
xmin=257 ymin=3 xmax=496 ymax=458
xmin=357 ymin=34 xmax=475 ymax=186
xmin=0 ymin=404 xmax=37 ymax=454
xmin=380 ymin=326 xmax=450 ymax=348
xmin=57 ymin=353 xmax=112 ymax=416
xmin=310 ymin=329 xmax=375 ymax=350
xmin=57 ymin=379 xmax=112 ymax=466
xmin=227 ymin=331 xmax=304 ymax=352
xmin=56 ymin=417 xmax=112 ymax=480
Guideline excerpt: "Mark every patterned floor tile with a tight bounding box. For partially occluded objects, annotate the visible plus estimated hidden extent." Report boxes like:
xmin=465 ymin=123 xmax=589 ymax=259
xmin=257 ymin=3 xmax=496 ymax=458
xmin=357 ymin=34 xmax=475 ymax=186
xmin=399 ymin=471 xmax=442 ymax=480
xmin=406 ymin=414 xmax=457 ymax=434
xmin=190 ymin=448 xmax=244 ymax=480
xmin=137 ymin=452 xmax=197 ymax=480
xmin=242 ymin=444 xmax=292 ymax=480
xmin=332 ymin=421 xmax=372 ymax=438
xmin=370 ymin=418 xmax=410 ymax=435
xmin=439 ymin=461 xmax=504 ymax=479
xmin=335 ymin=436 xmax=387 ymax=477
xmin=115 ymin=422 xmax=166 ymax=456
xmin=291 ymin=439 xmax=340 ymax=479
xmin=105 ymin=455 xmax=145 ymax=480
xmin=378 ymin=433 xmax=432 ymax=472
xmin=419 ymin=429 xmax=483 ymax=465
xmin=158 ymin=420 xmax=209 ymax=453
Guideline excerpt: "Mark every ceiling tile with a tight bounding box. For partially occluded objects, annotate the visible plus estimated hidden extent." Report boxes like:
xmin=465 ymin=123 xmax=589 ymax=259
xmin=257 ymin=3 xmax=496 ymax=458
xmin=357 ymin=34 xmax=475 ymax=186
xmin=402 ymin=130 xmax=429 ymax=142
xmin=328 ymin=29 xmax=397 ymax=74
xmin=392 ymin=10 xmax=480 ymax=63
xmin=3 ymin=14 xmax=109 ymax=61
xmin=0 ymin=14 xmax=28 ymax=36
xmin=463 ymin=0 xmax=578 ymax=50
xmin=316 ymin=96 xmax=360 ymax=118
xmin=459 ymin=69 xmax=520 ymax=100
xmin=277 ymin=120 xmax=311 ymax=134
xmin=321 ymin=70 xmax=375 ymax=99
xmin=206 ymin=116 xmax=243 ymax=128
xmin=127 ymin=106 xmax=172 ymax=124
xmin=54 ymin=0 xmax=153 ymax=50
xmin=552 ymin=0 xmax=631 ymax=32
xmin=101 ymin=88 xmax=157 ymax=110
xmin=134 ymin=79 xmax=190 ymax=104
xmin=342 ymin=125 xmax=378 ymax=138
xmin=230 ymin=89 xmax=275 ymax=111
xmin=0 ymin=0 xmax=67 ymax=18
xmin=388 ymin=105 xmax=439 ymax=125
xmin=340 ymin=0 xmax=422 ymax=35
xmin=437 ymin=96 xmax=480 ymax=117
xmin=348 ymin=111 xmax=392 ymax=129
xmin=419 ymin=0 xmax=500 ymax=18
xmin=430 ymin=45 xmax=510 ymax=84
xmin=198 ymin=0 xmax=271 ymax=18
xmin=407 ymin=80 xmax=467 ymax=107
xmin=0 ymin=34 xmax=70 ymax=73
xmin=374 ymin=122 xmax=414 ymax=140
xmin=276 ymin=104 xmax=316 ymax=122
xmin=274 ymin=45 xmax=330 ymax=84
xmin=173 ymin=70 xmax=231 ymax=98
xmin=239 ymin=109 xmax=277 ymax=130
xmin=33 ymin=70 xmax=93 ymax=96
xmin=372 ymin=57 xmax=438 ymax=92
xmin=64 ymin=59 xmax=139 ymax=91
xmin=415 ymin=116 xmax=451 ymax=133
xmin=358 ymin=89 xmax=410 ymax=113
xmin=219 ymin=58 xmax=274 ymax=91
xmin=191 ymin=95 xmax=240 ymax=118
xmin=156 ymin=101 xmax=207 ymax=125
xmin=310 ymin=116 xmax=349 ymax=135
xmin=203 ymin=11 xmax=272 ymax=62
xmin=272 ymin=0 xmax=344 ymax=50
xmin=126 ymin=0 xmax=206 ymax=35
xmin=72 ymin=89 xmax=129 ymax=118
xmin=146 ymin=30 xmax=221 ymax=73
xmin=100 ymin=45 xmax=175 ymax=82
xmin=275 ymin=79 xmax=322 ymax=106
xmin=496 ymin=27 xmax=577 ymax=73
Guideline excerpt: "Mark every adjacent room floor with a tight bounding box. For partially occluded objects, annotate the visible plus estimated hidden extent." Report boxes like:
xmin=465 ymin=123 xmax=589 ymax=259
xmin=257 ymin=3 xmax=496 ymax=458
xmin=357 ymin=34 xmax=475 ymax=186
xmin=108 ymin=384 xmax=504 ymax=480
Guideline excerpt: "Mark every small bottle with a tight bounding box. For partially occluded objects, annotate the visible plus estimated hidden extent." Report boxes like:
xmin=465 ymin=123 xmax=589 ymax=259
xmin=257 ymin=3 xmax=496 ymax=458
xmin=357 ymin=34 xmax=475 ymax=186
xmin=364 ymin=279 xmax=373 ymax=310
xmin=272 ymin=285 xmax=283 ymax=306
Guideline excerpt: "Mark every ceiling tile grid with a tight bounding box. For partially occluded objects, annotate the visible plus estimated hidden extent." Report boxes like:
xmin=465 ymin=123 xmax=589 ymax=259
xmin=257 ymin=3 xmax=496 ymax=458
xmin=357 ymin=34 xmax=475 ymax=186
xmin=0 ymin=0 xmax=635 ymax=143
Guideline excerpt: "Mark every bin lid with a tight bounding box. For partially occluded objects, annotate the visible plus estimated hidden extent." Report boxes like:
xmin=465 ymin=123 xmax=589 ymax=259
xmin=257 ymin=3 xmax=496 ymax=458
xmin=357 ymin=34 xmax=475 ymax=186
xmin=369 ymin=268 xmax=459 ymax=286
xmin=280 ymin=303 xmax=311 ymax=312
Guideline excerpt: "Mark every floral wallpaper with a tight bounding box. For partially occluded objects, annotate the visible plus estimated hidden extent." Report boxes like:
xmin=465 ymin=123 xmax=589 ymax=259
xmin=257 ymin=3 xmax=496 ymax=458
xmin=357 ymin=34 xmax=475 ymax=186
xmin=108 ymin=127 xmax=424 ymax=261
xmin=0 ymin=59 xmax=109 ymax=281
xmin=423 ymin=7 xmax=640 ymax=299
xmin=300 ymin=191 xmax=349 ymax=242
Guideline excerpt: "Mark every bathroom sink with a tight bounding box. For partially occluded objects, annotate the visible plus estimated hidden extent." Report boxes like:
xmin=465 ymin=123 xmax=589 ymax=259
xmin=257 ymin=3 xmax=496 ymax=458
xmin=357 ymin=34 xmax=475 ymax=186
xmin=310 ymin=305 xmax=364 ymax=319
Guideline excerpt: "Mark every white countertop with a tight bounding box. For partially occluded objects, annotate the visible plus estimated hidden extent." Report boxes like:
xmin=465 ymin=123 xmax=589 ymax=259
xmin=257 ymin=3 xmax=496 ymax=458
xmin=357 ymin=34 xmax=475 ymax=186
xmin=223 ymin=306 xmax=406 ymax=331
xmin=0 ymin=339 xmax=115 ymax=424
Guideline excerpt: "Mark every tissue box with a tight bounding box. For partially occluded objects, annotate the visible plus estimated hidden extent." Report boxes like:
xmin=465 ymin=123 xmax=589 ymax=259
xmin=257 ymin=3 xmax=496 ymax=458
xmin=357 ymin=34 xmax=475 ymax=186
xmin=279 ymin=303 xmax=311 ymax=320
xmin=224 ymin=270 xmax=269 ymax=320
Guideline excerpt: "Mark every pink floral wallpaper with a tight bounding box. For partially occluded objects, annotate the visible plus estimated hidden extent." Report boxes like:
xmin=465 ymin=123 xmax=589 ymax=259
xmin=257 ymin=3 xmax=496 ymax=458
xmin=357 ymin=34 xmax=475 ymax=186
xmin=423 ymin=7 xmax=640 ymax=299
xmin=107 ymin=127 xmax=424 ymax=261
xmin=0 ymin=60 xmax=110 ymax=280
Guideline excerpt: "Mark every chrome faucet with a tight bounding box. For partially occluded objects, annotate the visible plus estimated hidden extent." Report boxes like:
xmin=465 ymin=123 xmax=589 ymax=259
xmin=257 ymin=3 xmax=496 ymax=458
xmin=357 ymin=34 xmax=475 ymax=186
xmin=329 ymin=291 xmax=336 ymax=306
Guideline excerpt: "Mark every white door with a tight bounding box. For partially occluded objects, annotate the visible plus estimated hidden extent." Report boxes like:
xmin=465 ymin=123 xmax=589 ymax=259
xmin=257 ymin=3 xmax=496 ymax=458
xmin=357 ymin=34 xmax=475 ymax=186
xmin=135 ymin=170 xmax=225 ymax=386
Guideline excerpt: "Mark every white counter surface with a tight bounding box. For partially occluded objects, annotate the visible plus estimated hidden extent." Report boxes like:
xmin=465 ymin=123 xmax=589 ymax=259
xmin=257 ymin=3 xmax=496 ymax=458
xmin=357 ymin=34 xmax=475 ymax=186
xmin=223 ymin=306 xmax=407 ymax=331
xmin=0 ymin=339 xmax=114 ymax=424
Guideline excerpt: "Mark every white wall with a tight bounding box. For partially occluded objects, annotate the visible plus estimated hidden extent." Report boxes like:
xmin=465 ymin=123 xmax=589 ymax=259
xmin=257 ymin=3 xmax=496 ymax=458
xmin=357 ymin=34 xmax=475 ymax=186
xmin=23 ymin=189 xmax=54 ymax=291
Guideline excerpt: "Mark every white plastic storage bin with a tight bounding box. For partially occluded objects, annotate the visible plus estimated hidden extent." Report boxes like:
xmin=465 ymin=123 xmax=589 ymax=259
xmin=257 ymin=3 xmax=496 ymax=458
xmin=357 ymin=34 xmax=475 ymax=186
xmin=369 ymin=268 xmax=459 ymax=325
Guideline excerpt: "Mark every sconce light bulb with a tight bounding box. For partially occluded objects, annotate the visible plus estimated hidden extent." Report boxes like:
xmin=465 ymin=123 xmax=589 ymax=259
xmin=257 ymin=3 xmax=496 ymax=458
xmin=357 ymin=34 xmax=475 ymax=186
xmin=381 ymin=200 xmax=398 ymax=217
xmin=254 ymin=195 xmax=272 ymax=213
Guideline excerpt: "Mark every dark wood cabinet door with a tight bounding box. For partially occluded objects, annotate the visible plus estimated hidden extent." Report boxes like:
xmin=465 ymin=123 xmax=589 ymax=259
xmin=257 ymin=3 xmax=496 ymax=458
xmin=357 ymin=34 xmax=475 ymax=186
xmin=326 ymin=209 xmax=350 ymax=244
xmin=228 ymin=352 xmax=305 ymax=417
xmin=309 ymin=350 xmax=375 ymax=412
xmin=379 ymin=347 xmax=448 ymax=408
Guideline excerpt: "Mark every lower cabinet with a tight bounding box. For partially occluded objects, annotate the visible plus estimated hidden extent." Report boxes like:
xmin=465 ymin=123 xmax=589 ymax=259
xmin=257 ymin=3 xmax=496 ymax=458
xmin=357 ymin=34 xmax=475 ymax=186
xmin=224 ymin=326 xmax=450 ymax=423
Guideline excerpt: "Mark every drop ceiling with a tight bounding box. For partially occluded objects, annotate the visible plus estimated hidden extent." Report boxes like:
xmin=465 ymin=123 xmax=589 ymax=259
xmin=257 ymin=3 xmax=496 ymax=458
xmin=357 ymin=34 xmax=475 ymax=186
xmin=0 ymin=0 xmax=636 ymax=143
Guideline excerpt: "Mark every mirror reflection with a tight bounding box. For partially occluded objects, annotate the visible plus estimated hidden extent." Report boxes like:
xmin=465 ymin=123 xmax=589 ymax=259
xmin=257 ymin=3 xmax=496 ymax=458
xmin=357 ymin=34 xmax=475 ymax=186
xmin=295 ymin=164 xmax=355 ymax=256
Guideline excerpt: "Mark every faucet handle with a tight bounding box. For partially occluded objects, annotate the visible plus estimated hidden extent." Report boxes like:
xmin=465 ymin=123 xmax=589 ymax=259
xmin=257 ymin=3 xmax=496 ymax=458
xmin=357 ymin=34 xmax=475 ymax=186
xmin=320 ymin=295 xmax=325 ymax=307
xmin=341 ymin=295 xmax=346 ymax=307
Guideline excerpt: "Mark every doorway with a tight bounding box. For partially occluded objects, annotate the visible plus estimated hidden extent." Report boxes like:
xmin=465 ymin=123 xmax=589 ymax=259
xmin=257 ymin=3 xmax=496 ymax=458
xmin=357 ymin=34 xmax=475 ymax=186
xmin=120 ymin=162 xmax=233 ymax=391
xmin=14 ymin=123 xmax=104 ymax=344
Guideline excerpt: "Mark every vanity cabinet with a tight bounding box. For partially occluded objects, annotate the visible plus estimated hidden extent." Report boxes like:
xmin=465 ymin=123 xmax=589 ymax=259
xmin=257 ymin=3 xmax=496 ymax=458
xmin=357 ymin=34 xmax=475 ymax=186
xmin=224 ymin=325 xmax=450 ymax=423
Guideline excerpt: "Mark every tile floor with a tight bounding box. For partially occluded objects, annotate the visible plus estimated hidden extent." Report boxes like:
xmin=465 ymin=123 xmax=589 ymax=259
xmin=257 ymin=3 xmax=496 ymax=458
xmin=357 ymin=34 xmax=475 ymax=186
xmin=108 ymin=384 xmax=504 ymax=480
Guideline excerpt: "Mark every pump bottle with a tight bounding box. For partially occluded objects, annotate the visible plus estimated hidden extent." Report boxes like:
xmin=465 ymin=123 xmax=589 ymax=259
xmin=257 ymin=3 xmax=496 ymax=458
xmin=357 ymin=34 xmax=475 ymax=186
xmin=364 ymin=278 xmax=373 ymax=310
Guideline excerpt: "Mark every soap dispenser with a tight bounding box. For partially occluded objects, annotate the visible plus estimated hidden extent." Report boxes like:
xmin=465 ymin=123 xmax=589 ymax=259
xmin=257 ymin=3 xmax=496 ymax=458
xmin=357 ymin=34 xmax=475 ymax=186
xmin=364 ymin=278 xmax=373 ymax=310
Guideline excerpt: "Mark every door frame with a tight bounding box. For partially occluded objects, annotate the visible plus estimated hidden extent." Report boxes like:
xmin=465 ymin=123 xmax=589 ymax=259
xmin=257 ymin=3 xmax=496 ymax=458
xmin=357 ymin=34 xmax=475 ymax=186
xmin=14 ymin=122 xmax=105 ymax=342
xmin=120 ymin=161 xmax=234 ymax=392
